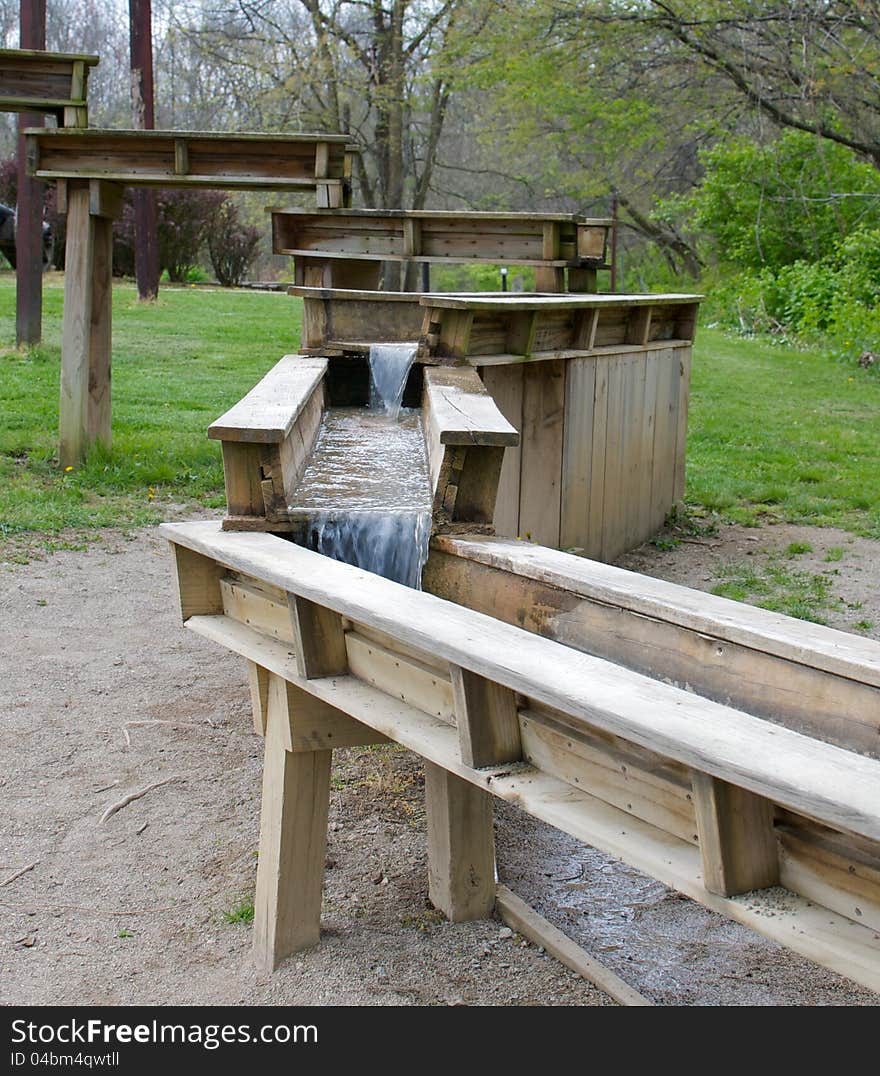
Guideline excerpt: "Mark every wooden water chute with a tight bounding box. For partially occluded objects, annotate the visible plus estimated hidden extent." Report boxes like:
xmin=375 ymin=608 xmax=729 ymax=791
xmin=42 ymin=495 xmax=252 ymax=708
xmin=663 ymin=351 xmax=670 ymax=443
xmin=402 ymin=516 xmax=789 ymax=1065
xmin=24 ymin=127 xmax=358 ymax=468
xmin=270 ymin=208 xmax=612 ymax=292
xmin=207 ymin=354 xmax=518 ymax=534
xmin=162 ymin=519 xmax=880 ymax=993
xmin=295 ymin=288 xmax=702 ymax=561
xmin=0 ymin=48 xmax=98 ymax=126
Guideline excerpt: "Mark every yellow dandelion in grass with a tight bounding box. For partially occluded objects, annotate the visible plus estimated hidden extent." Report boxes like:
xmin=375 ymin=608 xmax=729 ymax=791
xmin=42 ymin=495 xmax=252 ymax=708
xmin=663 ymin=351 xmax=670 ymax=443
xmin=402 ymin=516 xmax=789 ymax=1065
xmin=64 ymin=466 xmax=73 ymax=472
xmin=148 ymin=486 xmax=155 ymax=501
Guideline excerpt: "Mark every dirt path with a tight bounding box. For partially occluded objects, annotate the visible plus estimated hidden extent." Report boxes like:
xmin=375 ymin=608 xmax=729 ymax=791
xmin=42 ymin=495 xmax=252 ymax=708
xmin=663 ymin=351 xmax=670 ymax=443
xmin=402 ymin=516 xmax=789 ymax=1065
xmin=1 ymin=517 xmax=878 ymax=1007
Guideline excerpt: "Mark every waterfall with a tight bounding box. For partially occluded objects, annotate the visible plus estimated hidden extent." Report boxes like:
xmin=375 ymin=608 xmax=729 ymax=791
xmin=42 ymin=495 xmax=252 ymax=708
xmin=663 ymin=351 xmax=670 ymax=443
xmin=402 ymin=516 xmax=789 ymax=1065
xmin=369 ymin=342 xmax=418 ymax=421
xmin=288 ymin=404 xmax=432 ymax=590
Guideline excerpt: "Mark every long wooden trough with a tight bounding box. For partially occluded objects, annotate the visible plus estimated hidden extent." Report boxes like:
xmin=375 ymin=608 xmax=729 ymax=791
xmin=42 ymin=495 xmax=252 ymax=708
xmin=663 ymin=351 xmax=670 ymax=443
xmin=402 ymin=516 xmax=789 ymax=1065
xmin=271 ymin=208 xmax=612 ymax=292
xmin=162 ymin=520 xmax=880 ymax=994
xmin=0 ymin=47 xmax=98 ymax=125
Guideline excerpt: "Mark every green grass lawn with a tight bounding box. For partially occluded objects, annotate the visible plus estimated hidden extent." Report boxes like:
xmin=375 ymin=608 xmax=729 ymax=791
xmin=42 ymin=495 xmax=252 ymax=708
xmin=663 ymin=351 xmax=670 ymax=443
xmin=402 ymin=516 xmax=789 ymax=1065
xmin=0 ymin=274 xmax=878 ymax=550
xmin=686 ymin=329 xmax=880 ymax=537
xmin=0 ymin=273 xmax=299 ymax=544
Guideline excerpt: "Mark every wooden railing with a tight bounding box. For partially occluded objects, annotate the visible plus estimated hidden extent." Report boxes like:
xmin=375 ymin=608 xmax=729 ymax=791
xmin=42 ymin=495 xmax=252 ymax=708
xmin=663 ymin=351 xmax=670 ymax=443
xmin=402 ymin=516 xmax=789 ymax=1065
xmin=162 ymin=520 xmax=880 ymax=991
xmin=0 ymin=48 xmax=98 ymax=126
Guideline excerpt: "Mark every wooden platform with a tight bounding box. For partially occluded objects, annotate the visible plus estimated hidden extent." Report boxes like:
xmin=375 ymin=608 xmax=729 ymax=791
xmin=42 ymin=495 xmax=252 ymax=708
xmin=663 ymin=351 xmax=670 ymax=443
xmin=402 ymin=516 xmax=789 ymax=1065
xmin=272 ymin=208 xmax=611 ymax=292
xmin=26 ymin=128 xmax=355 ymax=200
xmin=0 ymin=48 xmax=98 ymax=125
xmin=161 ymin=520 xmax=880 ymax=993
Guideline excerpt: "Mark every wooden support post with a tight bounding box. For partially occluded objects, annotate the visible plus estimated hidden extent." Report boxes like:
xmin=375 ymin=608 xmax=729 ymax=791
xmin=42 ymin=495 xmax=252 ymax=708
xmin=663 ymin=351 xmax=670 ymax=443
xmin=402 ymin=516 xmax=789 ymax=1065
xmin=692 ymin=772 xmax=779 ymax=896
xmin=170 ymin=544 xmax=225 ymax=620
xmin=247 ymin=660 xmax=270 ymax=735
xmin=453 ymin=446 xmax=507 ymax=525
xmin=568 ymin=267 xmax=598 ymax=294
xmin=58 ymin=181 xmax=117 ymax=467
xmin=424 ymin=760 xmax=496 ymax=922
xmin=220 ymin=442 xmax=265 ymax=518
xmin=288 ymin=595 xmax=348 ymax=679
xmin=573 ymin=307 xmax=599 ymax=350
xmin=505 ymin=311 xmax=538 ymax=357
xmin=436 ymin=310 xmax=474 ymax=361
xmin=626 ymin=305 xmax=653 ymax=347
xmin=452 ymin=665 xmax=521 ymax=768
xmin=253 ymin=690 xmax=332 ymax=972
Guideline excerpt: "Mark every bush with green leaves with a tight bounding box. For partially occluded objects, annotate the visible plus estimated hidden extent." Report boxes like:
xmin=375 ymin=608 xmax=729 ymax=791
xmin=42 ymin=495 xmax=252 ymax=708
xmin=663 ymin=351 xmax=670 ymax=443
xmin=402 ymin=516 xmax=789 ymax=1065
xmin=679 ymin=131 xmax=880 ymax=272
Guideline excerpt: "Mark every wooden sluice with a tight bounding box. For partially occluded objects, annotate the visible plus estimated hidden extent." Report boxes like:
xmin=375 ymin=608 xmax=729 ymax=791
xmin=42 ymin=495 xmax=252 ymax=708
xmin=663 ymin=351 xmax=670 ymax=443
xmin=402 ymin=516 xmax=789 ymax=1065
xmin=164 ymin=247 xmax=880 ymax=997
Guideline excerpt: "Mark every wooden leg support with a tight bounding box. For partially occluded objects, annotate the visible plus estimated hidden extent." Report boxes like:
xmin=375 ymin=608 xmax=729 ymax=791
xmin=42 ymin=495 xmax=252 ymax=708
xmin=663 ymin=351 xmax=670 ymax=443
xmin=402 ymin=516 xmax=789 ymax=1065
xmin=253 ymin=689 xmax=332 ymax=973
xmin=693 ymin=772 xmax=779 ymax=896
xmin=425 ymin=761 xmax=496 ymax=922
xmin=58 ymin=181 xmax=119 ymax=468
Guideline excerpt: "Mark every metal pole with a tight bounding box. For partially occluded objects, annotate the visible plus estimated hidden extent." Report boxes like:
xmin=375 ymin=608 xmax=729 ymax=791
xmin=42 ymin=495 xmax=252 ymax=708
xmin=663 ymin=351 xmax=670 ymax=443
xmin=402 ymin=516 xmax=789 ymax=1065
xmin=129 ymin=0 xmax=159 ymax=300
xmin=15 ymin=0 xmax=46 ymax=347
xmin=500 ymin=266 xmax=508 ymax=292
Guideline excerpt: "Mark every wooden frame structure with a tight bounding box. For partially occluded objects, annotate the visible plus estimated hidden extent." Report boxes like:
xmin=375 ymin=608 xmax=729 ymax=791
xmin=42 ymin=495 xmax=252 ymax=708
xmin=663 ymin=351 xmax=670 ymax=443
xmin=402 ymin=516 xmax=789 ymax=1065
xmin=288 ymin=289 xmax=700 ymax=559
xmin=24 ymin=128 xmax=357 ymax=467
xmin=271 ymin=208 xmax=612 ymax=292
xmin=207 ymin=354 xmax=518 ymax=534
xmin=0 ymin=48 xmax=98 ymax=126
xmin=161 ymin=519 xmax=880 ymax=993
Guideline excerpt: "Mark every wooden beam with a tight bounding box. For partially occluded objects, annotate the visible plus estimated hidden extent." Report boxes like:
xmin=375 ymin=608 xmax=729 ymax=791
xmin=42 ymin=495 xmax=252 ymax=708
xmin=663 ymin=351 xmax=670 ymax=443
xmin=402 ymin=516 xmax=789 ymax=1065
xmin=252 ymin=695 xmax=332 ymax=972
xmin=288 ymin=594 xmax=348 ymax=679
xmin=495 ymin=885 xmax=652 ymax=1005
xmin=693 ymin=773 xmax=779 ymax=896
xmin=452 ymin=665 xmax=521 ymax=768
xmin=424 ymin=760 xmax=496 ymax=922
xmin=58 ymin=181 xmax=113 ymax=466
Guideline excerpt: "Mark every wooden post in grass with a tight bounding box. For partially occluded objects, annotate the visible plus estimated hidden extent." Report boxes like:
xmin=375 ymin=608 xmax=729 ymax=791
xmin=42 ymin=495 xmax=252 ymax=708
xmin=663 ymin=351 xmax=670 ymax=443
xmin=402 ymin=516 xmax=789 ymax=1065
xmin=58 ymin=179 xmax=123 ymax=468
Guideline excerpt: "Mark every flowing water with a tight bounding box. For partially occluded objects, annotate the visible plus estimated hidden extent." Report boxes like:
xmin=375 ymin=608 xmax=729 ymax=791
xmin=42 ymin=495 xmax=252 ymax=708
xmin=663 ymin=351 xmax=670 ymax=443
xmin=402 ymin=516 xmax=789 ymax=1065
xmin=288 ymin=343 xmax=432 ymax=588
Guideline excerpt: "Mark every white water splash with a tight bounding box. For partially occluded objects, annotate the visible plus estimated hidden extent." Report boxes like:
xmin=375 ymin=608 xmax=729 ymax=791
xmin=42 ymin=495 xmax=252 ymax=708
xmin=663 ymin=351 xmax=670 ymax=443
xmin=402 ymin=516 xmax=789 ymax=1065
xmin=369 ymin=342 xmax=418 ymax=421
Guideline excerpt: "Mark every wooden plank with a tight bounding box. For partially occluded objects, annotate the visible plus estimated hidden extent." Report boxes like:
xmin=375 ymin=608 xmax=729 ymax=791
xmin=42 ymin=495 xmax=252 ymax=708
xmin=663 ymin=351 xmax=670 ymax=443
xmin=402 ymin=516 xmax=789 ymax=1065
xmin=451 ymin=666 xmax=521 ymax=768
xmin=221 ymin=442 xmax=264 ymax=518
xmin=518 ymin=360 xmax=565 ymax=547
xmin=692 ymin=773 xmax=779 ymax=896
xmin=171 ymin=544 xmax=225 ymax=620
xmin=253 ymin=696 xmax=331 ymax=972
xmin=88 ymin=180 xmax=124 ymax=220
xmin=425 ymin=536 xmax=880 ymax=756
xmin=208 ymin=356 xmax=327 ymax=444
xmin=424 ymin=761 xmax=496 ymax=922
xmin=560 ymin=357 xmax=596 ymax=553
xmin=221 ymin=576 xmax=293 ymax=642
xmin=520 ymin=707 xmax=697 ymax=845
xmin=422 ymin=367 xmax=519 ymax=447
xmin=288 ymin=594 xmax=348 ymax=679
xmin=585 ymin=356 xmax=609 ymax=559
xmin=599 ymin=354 xmax=625 ymax=561
xmin=621 ymin=353 xmax=648 ymax=552
xmin=673 ymin=347 xmax=691 ymax=505
xmin=649 ymin=348 xmax=679 ymax=533
xmin=478 ymin=364 xmax=523 ymax=539
xmin=345 ymin=630 xmax=455 ymax=723
xmin=625 ymin=306 xmax=652 ymax=347
xmin=637 ymin=353 xmax=660 ymax=542
xmin=495 ymin=885 xmax=652 ymax=1006
xmin=182 ymin=612 xmax=880 ymax=993
xmin=164 ymin=523 xmax=880 ymax=844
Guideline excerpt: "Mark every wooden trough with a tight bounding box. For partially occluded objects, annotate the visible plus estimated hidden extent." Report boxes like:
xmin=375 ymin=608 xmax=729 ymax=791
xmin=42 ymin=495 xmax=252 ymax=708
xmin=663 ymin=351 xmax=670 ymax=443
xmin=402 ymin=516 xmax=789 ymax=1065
xmin=161 ymin=336 xmax=880 ymax=997
xmin=270 ymin=208 xmax=612 ymax=292
xmin=162 ymin=519 xmax=880 ymax=994
xmin=0 ymin=47 xmax=98 ymax=126
xmin=292 ymin=288 xmax=701 ymax=560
